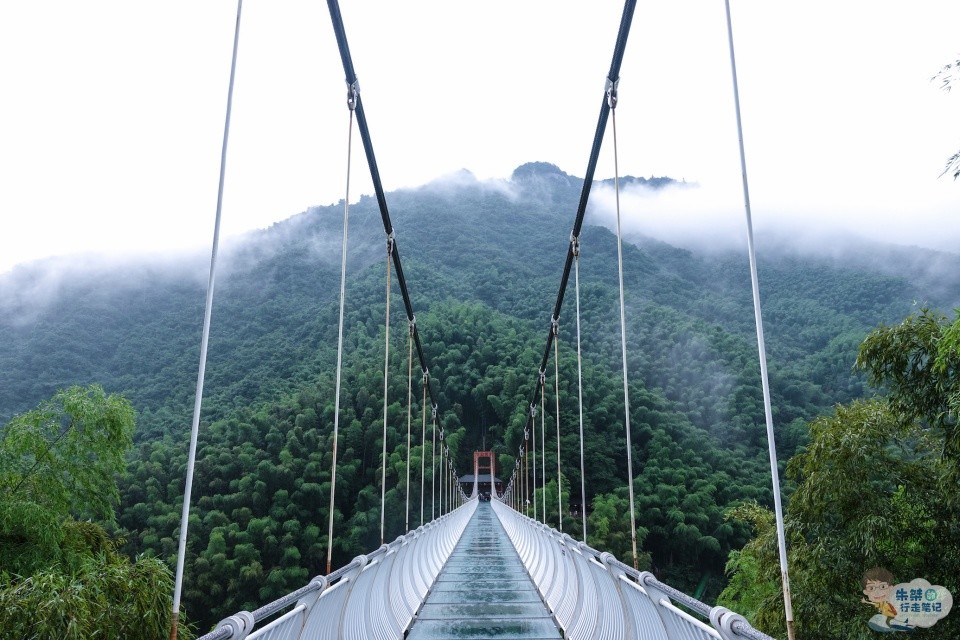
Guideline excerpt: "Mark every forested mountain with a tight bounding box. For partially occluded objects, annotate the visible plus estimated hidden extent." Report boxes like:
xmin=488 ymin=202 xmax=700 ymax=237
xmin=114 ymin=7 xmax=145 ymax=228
xmin=1 ymin=161 xmax=957 ymax=632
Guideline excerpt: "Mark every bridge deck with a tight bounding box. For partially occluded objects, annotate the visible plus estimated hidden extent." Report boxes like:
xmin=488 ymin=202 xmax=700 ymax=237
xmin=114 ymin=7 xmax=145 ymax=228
xmin=406 ymin=501 xmax=563 ymax=640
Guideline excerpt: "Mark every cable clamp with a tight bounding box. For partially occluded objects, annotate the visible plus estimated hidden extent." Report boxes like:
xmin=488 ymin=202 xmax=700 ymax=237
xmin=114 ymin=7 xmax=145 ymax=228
xmin=524 ymin=428 xmax=529 ymax=441
xmin=439 ymin=430 xmax=444 ymax=441
xmin=432 ymin=404 xmax=438 ymax=420
xmin=571 ymin=233 xmax=581 ymax=257
xmin=386 ymin=232 xmax=395 ymax=256
xmin=605 ymin=76 xmax=619 ymax=110
xmin=539 ymin=369 xmax=546 ymax=385
xmin=346 ymin=79 xmax=360 ymax=111
xmin=551 ymin=316 xmax=560 ymax=336
xmin=530 ymin=403 xmax=537 ymax=418
xmin=409 ymin=317 xmax=416 ymax=334
xmin=422 ymin=369 xmax=429 ymax=383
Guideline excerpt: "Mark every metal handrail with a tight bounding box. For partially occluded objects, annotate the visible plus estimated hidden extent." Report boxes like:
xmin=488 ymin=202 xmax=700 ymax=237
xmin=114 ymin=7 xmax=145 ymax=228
xmin=491 ymin=499 xmax=774 ymax=640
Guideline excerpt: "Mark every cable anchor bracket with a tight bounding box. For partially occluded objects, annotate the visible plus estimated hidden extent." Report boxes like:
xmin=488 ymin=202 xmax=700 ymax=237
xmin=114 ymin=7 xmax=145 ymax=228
xmin=605 ymin=76 xmax=619 ymax=110
xmin=571 ymin=233 xmax=581 ymax=257
xmin=346 ymin=80 xmax=360 ymax=111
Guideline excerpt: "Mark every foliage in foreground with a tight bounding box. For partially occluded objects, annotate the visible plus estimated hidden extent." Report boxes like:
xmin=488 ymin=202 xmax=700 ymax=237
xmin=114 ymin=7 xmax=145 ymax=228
xmin=719 ymin=309 xmax=960 ymax=639
xmin=0 ymin=385 xmax=191 ymax=640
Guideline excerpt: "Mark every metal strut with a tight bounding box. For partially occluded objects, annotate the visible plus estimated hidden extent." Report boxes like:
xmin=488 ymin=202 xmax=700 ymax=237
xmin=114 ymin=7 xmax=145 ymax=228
xmin=170 ymin=2 xmax=244 ymax=637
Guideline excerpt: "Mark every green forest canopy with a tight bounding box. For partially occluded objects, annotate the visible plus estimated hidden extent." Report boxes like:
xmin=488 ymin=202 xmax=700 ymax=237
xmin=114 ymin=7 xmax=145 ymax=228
xmin=2 ymin=163 xmax=958 ymax=634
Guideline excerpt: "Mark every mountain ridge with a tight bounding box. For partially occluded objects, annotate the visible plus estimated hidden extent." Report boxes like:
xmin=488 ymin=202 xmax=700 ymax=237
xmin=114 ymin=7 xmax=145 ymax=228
xmin=1 ymin=160 xmax=957 ymax=627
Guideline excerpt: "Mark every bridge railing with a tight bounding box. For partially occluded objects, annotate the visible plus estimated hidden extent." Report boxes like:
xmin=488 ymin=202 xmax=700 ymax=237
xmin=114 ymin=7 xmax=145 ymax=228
xmin=491 ymin=499 xmax=774 ymax=640
xmin=197 ymin=498 xmax=478 ymax=640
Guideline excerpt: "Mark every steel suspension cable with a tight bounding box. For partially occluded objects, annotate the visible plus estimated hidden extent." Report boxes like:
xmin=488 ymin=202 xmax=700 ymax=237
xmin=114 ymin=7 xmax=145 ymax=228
xmin=420 ymin=372 xmax=427 ymax=526
xmin=524 ymin=430 xmax=529 ymax=515
xmin=540 ymin=372 xmax=547 ymax=522
xmin=518 ymin=444 xmax=523 ymax=512
xmin=519 ymin=0 xmax=636 ymax=535
xmin=405 ymin=319 xmax=414 ymax=532
xmin=431 ymin=406 xmax=437 ymax=520
xmin=530 ymin=403 xmax=538 ymax=522
xmin=516 ymin=458 xmax=521 ymax=511
xmin=723 ymin=2 xmax=795 ymax=637
xmin=552 ymin=319 xmax=562 ymax=532
xmin=326 ymin=0 xmax=439 ymax=414
xmin=515 ymin=446 xmax=520 ymax=509
xmin=610 ymin=86 xmax=640 ymax=570
xmin=573 ymin=237 xmax=588 ymax=541
xmin=380 ymin=237 xmax=394 ymax=545
xmin=326 ymin=85 xmax=357 ymax=575
xmin=327 ymin=7 xmax=446 ymax=533
xmin=438 ymin=431 xmax=445 ymax=516
xmin=170 ymin=3 xmax=242 ymax=637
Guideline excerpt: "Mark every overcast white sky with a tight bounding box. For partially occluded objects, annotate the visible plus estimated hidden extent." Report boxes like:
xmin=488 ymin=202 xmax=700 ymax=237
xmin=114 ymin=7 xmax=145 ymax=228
xmin=1 ymin=1 xmax=957 ymax=275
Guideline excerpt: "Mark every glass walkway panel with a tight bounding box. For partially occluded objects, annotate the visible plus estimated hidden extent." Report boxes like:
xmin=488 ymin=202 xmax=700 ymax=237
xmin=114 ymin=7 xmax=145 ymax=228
xmin=407 ymin=501 xmax=562 ymax=640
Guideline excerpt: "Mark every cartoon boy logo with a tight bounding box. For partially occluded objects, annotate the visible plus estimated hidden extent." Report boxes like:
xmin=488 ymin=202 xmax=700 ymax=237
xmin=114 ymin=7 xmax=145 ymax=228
xmin=862 ymin=567 xmax=914 ymax=633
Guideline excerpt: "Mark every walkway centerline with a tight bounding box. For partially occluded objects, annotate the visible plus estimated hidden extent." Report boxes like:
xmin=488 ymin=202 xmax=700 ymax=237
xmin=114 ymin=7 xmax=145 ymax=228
xmin=406 ymin=501 xmax=562 ymax=640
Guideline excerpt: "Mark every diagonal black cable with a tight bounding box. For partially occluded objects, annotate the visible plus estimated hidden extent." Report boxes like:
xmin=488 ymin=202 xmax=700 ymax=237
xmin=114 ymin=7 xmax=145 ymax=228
xmin=524 ymin=0 xmax=637 ymax=434
xmin=326 ymin=0 xmax=437 ymax=411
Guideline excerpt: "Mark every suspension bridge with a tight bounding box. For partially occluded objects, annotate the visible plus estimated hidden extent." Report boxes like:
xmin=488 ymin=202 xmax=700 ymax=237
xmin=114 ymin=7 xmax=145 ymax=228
xmin=170 ymin=1 xmax=791 ymax=638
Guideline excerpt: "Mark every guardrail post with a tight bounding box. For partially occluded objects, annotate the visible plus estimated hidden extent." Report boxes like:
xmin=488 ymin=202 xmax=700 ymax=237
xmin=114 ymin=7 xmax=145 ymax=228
xmin=293 ymin=576 xmax=327 ymax=635
xmin=636 ymin=570 xmax=682 ymax=639
xmin=600 ymin=553 xmax=639 ymax=639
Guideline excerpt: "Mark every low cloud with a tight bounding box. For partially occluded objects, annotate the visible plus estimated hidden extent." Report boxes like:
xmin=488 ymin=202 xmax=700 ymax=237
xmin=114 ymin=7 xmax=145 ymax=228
xmin=413 ymin=169 xmax=519 ymax=201
xmin=0 ymin=250 xmax=209 ymax=328
xmin=587 ymin=178 xmax=960 ymax=259
xmin=588 ymin=180 xmax=746 ymax=252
